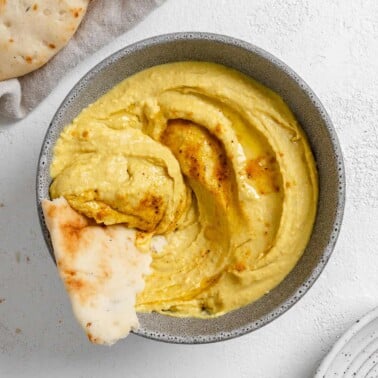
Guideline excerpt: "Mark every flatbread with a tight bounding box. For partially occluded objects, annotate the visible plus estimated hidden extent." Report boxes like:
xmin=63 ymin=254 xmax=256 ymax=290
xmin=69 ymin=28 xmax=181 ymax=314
xmin=0 ymin=0 xmax=90 ymax=81
xmin=42 ymin=197 xmax=151 ymax=345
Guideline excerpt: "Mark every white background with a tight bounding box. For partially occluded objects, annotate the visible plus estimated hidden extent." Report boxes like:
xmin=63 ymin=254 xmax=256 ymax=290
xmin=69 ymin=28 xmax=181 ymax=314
xmin=1 ymin=1 xmax=377 ymax=377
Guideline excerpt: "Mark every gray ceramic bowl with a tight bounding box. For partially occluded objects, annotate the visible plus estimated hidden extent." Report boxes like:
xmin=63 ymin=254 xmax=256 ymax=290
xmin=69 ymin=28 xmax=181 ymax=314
xmin=36 ymin=32 xmax=345 ymax=344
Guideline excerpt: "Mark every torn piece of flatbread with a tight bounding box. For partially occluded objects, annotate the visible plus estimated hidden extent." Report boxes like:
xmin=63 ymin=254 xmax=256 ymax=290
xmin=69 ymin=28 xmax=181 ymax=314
xmin=42 ymin=197 xmax=151 ymax=345
xmin=0 ymin=0 xmax=90 ymax=81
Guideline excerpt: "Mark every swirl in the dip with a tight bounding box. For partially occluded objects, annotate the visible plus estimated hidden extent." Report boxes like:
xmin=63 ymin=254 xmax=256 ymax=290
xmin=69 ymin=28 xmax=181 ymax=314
xmin=50 ymin=62 xmax=318 ymax=318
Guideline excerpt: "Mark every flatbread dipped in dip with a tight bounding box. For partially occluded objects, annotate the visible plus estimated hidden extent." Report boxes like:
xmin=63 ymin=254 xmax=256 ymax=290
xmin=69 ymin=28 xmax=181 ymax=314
xmin=42 ymin=197 xmax=151 ymax=345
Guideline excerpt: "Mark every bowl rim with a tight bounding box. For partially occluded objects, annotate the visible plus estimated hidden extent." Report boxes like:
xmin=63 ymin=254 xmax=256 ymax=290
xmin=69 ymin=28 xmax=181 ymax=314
xmin=36 ymin=31 xmax=346 ymax=344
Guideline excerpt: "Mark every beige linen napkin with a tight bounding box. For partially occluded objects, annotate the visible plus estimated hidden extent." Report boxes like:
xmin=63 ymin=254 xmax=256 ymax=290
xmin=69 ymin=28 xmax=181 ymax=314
xmin=0 ymin=0 xmax=164 ymax=120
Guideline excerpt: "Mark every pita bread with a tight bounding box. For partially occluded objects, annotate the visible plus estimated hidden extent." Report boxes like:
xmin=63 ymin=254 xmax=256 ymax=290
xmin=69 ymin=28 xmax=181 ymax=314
xmin=0 ymin=0 xmax=90 ymax=81
xmin=42 ymin=197 xmax=151 ymax=345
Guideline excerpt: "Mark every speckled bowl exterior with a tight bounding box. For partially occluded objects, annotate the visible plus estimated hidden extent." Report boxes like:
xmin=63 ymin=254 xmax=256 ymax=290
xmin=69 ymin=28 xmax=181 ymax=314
xmin=36 ymin=32 xmax=345 ymax=344
xmin=315 ymin=307 xmax=378 ymax=377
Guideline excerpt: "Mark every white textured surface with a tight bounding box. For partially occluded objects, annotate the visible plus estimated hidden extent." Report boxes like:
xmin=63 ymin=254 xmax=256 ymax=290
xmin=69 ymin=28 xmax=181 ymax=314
xmin=0 ymin=1 xmax=377 ymax=377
